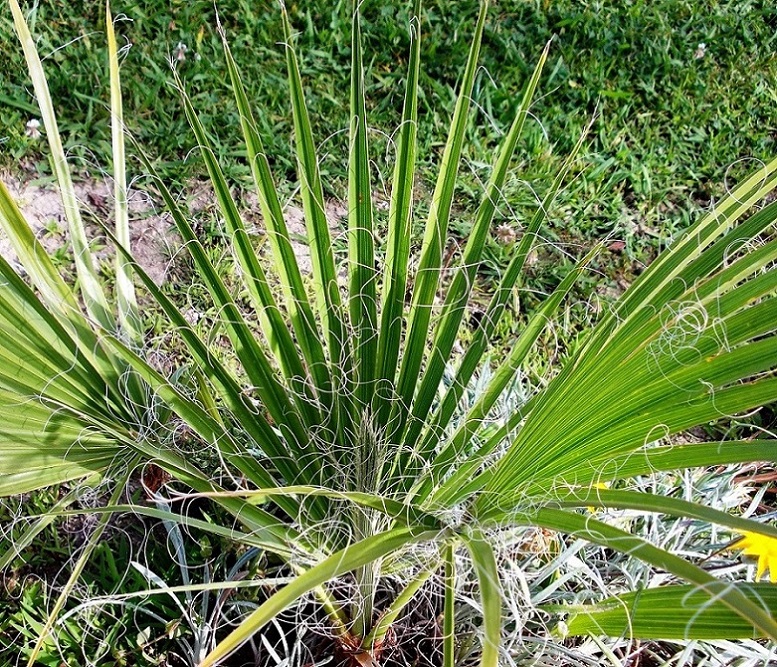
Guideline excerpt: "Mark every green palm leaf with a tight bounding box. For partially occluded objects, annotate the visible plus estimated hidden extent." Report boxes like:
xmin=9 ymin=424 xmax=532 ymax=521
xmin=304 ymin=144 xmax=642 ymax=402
xmin=9 ymin=0 xmax=113 ymax=330
xmin=220 ymin=25 xmax=331 ymax=406
xmin=376 ymin=0 xmax=422 ymax=423
xmin=348 ymin=7 xmax=378 ymax=409
xmin=400 ymin=39 xmax=551 ymax=454
xmin=555 ymin=584 xmax=777 ymax=640
xmin=281 ymin=8 xmax=352 ymax=440
xmin=531 ymin=509 xmax=777 ymax=641
xmin=106 ymin=2 xmax=141 ymax=345
xmin=392 ymin=0 xmax=490 ymax=440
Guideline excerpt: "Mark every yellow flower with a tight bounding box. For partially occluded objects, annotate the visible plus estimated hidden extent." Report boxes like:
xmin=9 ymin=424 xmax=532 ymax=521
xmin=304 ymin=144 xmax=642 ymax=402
xmin=587 ymin=481 xmax=609 ymax=513
xmin=733 ymin=531 xmax=777 ymax=583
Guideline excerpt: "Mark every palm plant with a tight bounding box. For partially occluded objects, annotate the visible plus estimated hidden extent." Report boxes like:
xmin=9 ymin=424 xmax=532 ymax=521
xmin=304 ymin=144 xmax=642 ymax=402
xmin=2 ymin=0 xmax=777 ymax=665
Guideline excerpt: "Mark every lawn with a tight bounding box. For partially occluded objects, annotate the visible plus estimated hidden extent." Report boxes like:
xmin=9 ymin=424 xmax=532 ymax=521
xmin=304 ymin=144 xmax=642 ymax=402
xmin=2 ymin=0 xmax=775 ymax=253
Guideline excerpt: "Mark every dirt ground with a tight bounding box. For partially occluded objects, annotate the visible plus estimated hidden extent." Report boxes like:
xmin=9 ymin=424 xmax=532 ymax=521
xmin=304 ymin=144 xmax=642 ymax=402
xmin=0 ymin=171 xmax=352 ymax=286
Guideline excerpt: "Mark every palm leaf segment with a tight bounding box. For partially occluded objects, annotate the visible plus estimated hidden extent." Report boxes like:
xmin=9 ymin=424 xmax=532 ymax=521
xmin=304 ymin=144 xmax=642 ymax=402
xmin=2 ymin=0 xmax=777 ymax=663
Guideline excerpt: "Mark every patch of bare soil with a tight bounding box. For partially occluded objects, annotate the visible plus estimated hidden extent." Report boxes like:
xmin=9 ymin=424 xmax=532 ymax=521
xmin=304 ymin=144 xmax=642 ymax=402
xmin=0 ymin=172 xmax=178 ymax=285
xmin=1 ymin=170 xmax=356 ymax=293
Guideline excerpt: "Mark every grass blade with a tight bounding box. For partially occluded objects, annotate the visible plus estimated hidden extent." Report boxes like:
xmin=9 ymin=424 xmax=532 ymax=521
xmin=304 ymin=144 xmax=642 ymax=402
xmin=26 ymin=464 xmax=135 ymax=667
xmin=0 ymin=486 xmax=93 ymax=570
xmin=443 ymin=543 xmax=456 ymax=667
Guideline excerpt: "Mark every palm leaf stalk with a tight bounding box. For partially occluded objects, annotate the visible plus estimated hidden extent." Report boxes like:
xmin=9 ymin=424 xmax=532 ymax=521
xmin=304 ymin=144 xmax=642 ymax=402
xmin=2 ymin=1 xmax=777 ymax=665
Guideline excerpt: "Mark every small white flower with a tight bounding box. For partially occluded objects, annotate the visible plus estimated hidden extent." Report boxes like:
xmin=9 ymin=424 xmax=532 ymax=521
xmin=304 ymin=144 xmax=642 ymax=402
xmin=25 ymin=118 xmax=41 ymax=139
xmin=494 ymin=223 xmax=517 ymax=245
xmin=173 ymin=41 xmax=188 ymax=62
xmin=183 ymin=307 xmax=201 ymax=325
xmin=694 ymin=42 xmax=707 ymax=59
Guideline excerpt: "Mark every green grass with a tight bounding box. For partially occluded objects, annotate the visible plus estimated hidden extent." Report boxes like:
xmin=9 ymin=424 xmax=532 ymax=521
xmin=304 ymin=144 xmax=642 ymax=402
xmin=2 ymin=0 xmax=775 ymax=269
xmin=0 ymin=488 xmax=247 ymax=665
